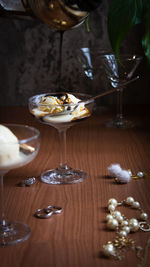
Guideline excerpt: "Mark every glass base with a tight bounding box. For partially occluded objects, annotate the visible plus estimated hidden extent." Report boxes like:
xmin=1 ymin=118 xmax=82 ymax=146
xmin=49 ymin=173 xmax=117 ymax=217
xmin=104 ymin=117 xmax=135 ymax=128
xmin=0 ymin=221 xmax=31 ymax=246
xmin=40 ymin=166 xmax=87 ymax=184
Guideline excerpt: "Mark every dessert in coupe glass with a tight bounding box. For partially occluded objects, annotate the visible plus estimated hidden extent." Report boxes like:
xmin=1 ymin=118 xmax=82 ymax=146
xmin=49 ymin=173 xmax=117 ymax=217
xmin=29 ymin=92 xmax=94 ymax=184
xmin=0 ymin=124 xmax=40 ymax=246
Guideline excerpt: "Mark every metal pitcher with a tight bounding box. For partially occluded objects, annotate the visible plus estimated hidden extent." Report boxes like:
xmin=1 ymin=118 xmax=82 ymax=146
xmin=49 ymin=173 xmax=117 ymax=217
xmin=0 ymin=0 xmax=89 ymax=30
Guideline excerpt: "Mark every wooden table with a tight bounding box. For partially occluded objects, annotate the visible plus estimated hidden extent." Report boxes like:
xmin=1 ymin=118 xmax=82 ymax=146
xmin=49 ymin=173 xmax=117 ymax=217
xmin=0 ymin=106 xmax=150 ymax=267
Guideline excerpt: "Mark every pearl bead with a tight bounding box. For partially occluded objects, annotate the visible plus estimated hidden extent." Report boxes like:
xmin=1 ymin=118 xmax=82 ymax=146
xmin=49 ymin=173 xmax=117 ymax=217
xmin=119 ymin=230 xmax=127 ymax=237
xmin=126 ymin=197 xmax=134 ymax=205
xmin=137 ymin=171 xmax=144 ymax=178
xmin=113 ymin=211 xmax=123 ymax=222
xmin=122 ymin=226 xmax=130 ymax=234
xmin=118 ymin=215 xmax=124 ymax=223
xmin=132 ymin=201 xmax=140 ymax=209
xmin=103 ymin=243 xmax=115 ymax=257
xmin=108 ymin=198 xmax=118 ymax=207
xmin=108 ymin=204 xmax=116 ymax=212
xmin=107 ymin=219 xmax=118 ymax=230
xmin=106 ymin=214 xmax=114 ymax=221
xmin=113 ymin=211 xmax=121 ymax=217
xmin=140 ymin=212 xmax=148 ymax=221
xmin=129 ymin=218 xmax=139 ymax=232
xmin=121 ymin=220 xmax=129 ymax=227
xmin=127 ymin=169 xmax=132 ymax=176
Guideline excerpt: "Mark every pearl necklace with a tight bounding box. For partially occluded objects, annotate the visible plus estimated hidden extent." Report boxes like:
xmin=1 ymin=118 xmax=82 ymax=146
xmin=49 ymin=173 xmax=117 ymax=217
xmin=103 ymin=197 xmax=150 ymax=261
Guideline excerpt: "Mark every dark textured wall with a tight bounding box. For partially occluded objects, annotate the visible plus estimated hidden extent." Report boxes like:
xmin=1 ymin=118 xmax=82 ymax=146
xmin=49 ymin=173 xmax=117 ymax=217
xmin=0 ymin=1 xmax=149 ymax=106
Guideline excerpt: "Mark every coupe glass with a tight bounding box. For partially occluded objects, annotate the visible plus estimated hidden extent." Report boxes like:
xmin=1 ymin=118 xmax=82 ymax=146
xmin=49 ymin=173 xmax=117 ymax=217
xmin=29 ymin=92 xmax=94 ymax=185
xmin=0 ymin=124 xmax=40 ymax=246
xmin=77 ymin=49 xmax=142 ymax=128
xmin=97 ymin=54 xmax=142 ymax=128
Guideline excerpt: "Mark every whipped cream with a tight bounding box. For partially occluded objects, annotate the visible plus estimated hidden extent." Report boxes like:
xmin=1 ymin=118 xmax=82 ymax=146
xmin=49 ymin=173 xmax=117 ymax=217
xmin=32 ymin=93 xmax=90 ymax=123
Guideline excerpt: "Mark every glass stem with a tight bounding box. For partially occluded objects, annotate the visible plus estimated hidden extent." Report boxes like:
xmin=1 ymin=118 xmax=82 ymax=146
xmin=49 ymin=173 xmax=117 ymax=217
xmin=0 ymin=172 xmax=7 ymax=227
xmin=117 ymin=88 xmax=124 ymax=120
xmin=58 ymin=129 xmax=68 ymax=169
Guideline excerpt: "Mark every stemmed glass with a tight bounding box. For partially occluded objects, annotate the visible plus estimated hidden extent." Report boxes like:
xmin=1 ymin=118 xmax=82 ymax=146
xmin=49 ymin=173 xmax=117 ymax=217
xmin=29 ymin=92 xmax=94 ymax=185
xmin=96 ymin=54 xmax=142 ymax=128
xmin=77 ymin=49 xmax=142 ymax=127
xmin=0 ymin=124 xmax=40 ymax=246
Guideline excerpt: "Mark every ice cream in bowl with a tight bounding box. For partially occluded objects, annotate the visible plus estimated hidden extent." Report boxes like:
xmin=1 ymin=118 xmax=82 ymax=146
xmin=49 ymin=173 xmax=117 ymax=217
xmin=29 ymin=92 xmax=93 ymax=128
xmin=0 ymin=124 xmax=40 ymax=246
xmin=29 ymin=92 xmax=94 ymax=184
xmin=0 ymin=124 xmax=40 ymax=171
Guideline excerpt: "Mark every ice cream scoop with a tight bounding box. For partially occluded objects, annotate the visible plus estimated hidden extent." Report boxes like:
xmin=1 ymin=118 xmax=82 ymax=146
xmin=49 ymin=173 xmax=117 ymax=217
xmin=0 ymin=125 xmax=20 ymax=167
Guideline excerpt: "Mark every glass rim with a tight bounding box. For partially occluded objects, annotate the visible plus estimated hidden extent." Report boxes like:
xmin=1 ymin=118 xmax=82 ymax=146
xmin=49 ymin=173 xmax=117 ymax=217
xmin=94 ymin=53 xmax=143 ymax=61
xmin=78 ymin=48 xmax=143 ymax=58
xmin=1 ymin=123 xmax=40 ymax=145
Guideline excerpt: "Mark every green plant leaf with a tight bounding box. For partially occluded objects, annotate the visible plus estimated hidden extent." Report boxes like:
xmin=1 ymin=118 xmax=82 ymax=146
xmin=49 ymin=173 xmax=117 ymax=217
xmin=134 ymin=0 xmax=144 ymax=23
xmin=84 ymin=16 xmax=90 ymax=32
xmin=142 ymin=5 xmax=150 ymax=67
xmin=107 ymin=0 xmax=142 ymax=59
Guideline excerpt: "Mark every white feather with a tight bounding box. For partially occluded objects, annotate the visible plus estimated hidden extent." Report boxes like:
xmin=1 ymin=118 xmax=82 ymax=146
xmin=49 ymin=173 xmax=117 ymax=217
xmin=116 ymin=170 xmax=131 ymax=183
xmin=108 ymin=164 xmax=122 ymax=177
xmin=108 ymin=164 xmax=131 ymax=183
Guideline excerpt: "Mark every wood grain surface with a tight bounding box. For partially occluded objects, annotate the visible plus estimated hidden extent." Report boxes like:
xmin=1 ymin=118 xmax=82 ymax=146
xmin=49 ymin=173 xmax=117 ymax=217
xmin=0 ymin=106 xmax=150 ymax=267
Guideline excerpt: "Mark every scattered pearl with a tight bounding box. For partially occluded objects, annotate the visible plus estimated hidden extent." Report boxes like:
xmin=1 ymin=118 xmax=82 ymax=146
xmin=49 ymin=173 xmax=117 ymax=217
xmin=108 ymin=198 xmax=118 ymax=207
xmin=119 ymin=230 xmax=127 ymax=237
xmin=140 ymin=212 xmax=148 ymax=221
xmin=126 ymin=197 xmax=134 ymax=205
xmin=122 ymin=226 xmax=130 ymax=234
xmin=103 ymin=243 xmax=116 ymax=257
xmin=129 ymin=218 xmax=139 ymax=232
xmin=106 ymin=214 xmax=114 ymax=221
xmin=108 ymin=204 xmax=116 ymax=212
xmin=132 ymin=201 xmax=140 ymax=209
xmin=107 ymin=219 xmax=118 ymax=230
xmin=137 ymin=171 xmax=144 ymax=178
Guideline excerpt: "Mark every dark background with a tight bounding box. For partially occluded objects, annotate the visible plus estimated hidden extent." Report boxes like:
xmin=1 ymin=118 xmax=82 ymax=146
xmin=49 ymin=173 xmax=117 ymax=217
xmin=0 ymin=0 xmax=149 ymax=106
